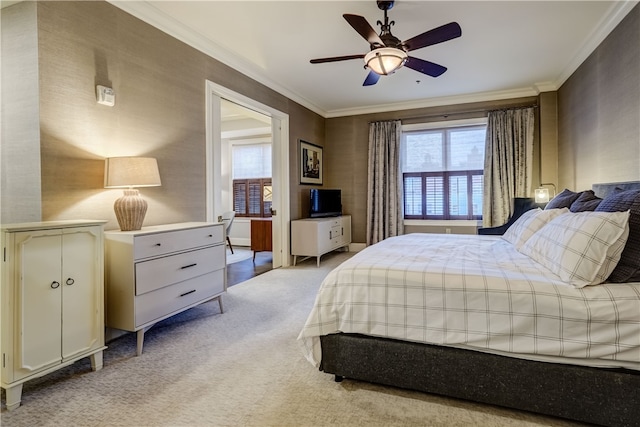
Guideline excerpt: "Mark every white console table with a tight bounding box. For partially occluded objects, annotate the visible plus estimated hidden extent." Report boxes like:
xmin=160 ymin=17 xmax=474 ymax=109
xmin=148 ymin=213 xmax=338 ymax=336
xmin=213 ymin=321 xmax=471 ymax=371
xmin=291 ymin=215 xmax=351 ymax=267
xmin=104 ymin=222 xmax=226 ymax=356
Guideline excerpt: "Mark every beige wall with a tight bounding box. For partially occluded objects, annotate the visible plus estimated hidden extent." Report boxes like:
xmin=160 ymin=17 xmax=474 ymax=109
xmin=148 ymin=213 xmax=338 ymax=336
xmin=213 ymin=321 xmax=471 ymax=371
xmin=2 ymin=1 xmax=324 ymax=229
xmin=557 ymin=4 xmax=640 ymax=191
xmin=324 ymin=97 xmax=543 ymax=243
xmin=1 ymin=1 xmax=42 ymax=223
xmin=538 ymin=91 xmax=559 ymax=187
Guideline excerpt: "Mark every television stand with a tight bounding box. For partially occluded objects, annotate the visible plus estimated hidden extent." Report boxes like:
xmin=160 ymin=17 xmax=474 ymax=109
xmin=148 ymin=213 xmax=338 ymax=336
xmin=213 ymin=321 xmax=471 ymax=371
xmin=291 ymin=215 xmax=351 ymax=267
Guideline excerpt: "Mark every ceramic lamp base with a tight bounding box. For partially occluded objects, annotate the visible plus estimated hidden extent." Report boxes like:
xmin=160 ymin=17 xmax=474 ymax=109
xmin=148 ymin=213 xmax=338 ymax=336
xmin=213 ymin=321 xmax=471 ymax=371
xmin=114 ymin=189 xmax=148 ymax=231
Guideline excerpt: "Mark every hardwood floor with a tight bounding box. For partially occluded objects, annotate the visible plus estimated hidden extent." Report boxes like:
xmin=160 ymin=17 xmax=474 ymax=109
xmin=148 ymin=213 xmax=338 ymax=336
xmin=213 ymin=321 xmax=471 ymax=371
xmin=227 ymin=251 xmax=273 ymax=287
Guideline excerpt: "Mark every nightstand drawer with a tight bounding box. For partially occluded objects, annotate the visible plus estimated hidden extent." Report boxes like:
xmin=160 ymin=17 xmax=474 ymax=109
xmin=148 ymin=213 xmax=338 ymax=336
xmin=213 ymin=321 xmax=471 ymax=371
xmin=133 ymin=225 xmax=223 ymax=260
xmin=135 ymin=245 xmax=225 ymax=295
xmin=135 ymin=270 xmax=225 ymax=327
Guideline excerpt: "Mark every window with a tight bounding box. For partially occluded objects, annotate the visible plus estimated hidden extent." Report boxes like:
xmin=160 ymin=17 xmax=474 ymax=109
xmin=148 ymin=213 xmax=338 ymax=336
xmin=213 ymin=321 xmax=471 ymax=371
xmin=233 ymin=178 xmax=272 ymax=217
xmin=231 ymin=143 xmax=272 ymax=218
xmin=402 ymin=123 xmax=486 ymax=220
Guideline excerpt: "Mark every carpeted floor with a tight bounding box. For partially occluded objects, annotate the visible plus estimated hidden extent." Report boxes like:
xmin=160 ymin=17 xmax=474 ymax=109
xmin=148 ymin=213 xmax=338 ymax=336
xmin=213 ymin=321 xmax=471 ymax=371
xmin=226 ymin=247 xmax=253 ymax=264
xmin=1 ymin=251 xmax=585 ymax=427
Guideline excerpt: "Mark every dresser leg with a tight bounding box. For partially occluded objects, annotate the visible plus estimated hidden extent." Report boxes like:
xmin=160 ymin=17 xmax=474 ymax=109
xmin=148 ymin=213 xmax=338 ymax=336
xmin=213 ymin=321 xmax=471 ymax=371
xmin=217 ymin=295 xmax=225 ymax=313
xmin=4 ymin=383 xmax=23 ymax=410
xmin=293 ymin=255 xmax=297 ymax=266
xmin=136 ymin=329 xmax=145 ymax=356
xmin=90 ymin=350 xmax=104 ymax=371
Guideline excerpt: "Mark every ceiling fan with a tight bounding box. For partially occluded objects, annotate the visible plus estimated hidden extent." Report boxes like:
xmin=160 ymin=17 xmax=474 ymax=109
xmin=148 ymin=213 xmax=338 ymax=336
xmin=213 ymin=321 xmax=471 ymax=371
xmin=310 ymin=0 xmax=462 ymax=86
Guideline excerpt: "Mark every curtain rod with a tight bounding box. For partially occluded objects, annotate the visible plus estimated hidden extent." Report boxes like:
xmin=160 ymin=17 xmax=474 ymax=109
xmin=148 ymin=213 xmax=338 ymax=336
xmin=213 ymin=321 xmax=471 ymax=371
xmin=394 ymin=103 xmax=538 ymax=123
xmin=488 ymin=104 xmax=538 ymax=113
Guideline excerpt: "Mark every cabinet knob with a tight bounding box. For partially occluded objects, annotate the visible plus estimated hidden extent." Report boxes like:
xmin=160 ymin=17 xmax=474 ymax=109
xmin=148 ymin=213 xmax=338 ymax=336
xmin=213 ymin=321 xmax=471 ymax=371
xmin=51 ymin=281 xmax=60 ymax=289
xmin=66 ymin=278 xmax=75 ymax=286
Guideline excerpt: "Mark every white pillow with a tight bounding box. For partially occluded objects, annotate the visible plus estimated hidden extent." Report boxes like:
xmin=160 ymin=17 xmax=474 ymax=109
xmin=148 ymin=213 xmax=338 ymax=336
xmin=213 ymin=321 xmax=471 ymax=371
xmin=502 ymin=207 xmax=569 ymax=249
xmin=519 ymin=211 xmax=630 ymax=287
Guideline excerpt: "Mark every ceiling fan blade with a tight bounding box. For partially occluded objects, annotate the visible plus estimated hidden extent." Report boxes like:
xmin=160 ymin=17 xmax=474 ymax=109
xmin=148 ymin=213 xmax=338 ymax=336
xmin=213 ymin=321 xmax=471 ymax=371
xmin=343 ymin=14 xmax=384 ymax=47
xmin=363 ymin=71 xmax=380 ymax=86
xmin=310 ymin=54 xmax=365 ymax=64
xmin=405 ymin=56 xmax=447 ymax=77
xmin=402 ymin=22 xmax=462 ymax=52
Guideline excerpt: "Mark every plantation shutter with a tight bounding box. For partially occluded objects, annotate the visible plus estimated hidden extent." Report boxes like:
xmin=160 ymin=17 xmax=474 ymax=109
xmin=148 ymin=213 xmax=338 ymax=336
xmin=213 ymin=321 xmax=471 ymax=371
xmin=233 ymin=181 xmax=247 ymax=215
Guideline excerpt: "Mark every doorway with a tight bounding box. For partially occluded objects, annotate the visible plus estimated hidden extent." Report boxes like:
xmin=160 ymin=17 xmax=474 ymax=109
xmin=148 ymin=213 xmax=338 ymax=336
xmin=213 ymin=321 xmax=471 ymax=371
xmin=205 ymin=80 xmax=290 ymax=269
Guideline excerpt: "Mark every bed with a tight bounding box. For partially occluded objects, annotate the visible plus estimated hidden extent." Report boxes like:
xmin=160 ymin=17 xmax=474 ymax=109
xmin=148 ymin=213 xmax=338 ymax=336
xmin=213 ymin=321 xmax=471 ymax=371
xmin=298 ymin=181 xmax=640 ymax=427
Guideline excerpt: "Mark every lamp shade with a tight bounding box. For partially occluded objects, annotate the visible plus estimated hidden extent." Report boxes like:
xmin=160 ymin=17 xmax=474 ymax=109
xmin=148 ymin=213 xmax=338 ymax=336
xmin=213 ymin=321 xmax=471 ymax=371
xmin=104 ymin=157 xmax=161 ymax=188
xmin=534 ymin=188 xmax=550 ymax=204
xmin=364 ymin=47 xmax=408 ymax=75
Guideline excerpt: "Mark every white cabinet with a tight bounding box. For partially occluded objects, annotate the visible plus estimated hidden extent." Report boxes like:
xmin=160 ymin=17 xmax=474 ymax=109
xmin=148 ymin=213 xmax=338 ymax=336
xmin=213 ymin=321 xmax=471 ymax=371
xmin=291 ymin=215 xmax=351 ymax=267
xmin=1 ymin=220 xmax=107 ymax=410
xmin=104 ymin=222 xmax=226 ymax=356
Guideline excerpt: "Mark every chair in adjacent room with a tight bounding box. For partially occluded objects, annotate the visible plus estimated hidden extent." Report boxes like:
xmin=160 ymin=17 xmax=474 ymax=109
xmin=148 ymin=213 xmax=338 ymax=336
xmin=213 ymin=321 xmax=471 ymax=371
xmin=478 ymin=197 xmax=540 ymax=235
xmin=220 ymin=211 xmax=236 ymax=254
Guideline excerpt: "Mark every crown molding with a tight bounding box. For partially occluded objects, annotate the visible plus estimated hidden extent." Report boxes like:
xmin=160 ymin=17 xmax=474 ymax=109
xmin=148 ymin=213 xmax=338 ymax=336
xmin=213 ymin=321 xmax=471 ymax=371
xmin=107 ymin=1 xmax=327 ymax=117
xmin=324 ymin=87 xmax=541 ymax=118
xmin=553 ymin=0 xmax=638 ymax=88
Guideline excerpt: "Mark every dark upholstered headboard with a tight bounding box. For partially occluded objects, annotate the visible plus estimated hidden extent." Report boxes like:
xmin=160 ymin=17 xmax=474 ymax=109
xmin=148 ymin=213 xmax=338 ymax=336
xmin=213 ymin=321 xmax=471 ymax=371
xmin=592 ymin=181 xmax=640 ymax=198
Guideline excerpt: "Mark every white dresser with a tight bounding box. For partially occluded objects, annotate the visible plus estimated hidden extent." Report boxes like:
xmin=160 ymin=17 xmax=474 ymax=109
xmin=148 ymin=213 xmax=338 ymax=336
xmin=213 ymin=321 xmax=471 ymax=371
xmin=1 ymin=220 xmax=107 ymax=410
xmin=291 ymin=215 xmax=351 ymax=266
xmin=104 ymin=222 xmax=226 ymax=356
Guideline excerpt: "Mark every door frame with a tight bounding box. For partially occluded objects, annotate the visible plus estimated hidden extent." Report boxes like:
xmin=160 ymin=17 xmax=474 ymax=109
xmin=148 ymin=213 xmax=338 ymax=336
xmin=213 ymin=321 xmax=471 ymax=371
xmin=205 ymin=80 xmax=290 ymax=268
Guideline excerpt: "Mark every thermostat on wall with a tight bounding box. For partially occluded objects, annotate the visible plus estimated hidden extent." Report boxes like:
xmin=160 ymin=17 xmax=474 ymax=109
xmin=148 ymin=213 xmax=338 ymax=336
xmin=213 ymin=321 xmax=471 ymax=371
xmin=96 ymin=85 xmax=115 ymax=106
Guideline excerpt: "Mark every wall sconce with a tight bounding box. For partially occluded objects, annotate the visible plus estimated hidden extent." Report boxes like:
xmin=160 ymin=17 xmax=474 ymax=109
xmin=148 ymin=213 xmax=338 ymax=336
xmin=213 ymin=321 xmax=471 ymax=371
xmin=104 ymin=157 xmax=161 ymax=231
xmin=534 ymin=183 xmax=557 ymax=204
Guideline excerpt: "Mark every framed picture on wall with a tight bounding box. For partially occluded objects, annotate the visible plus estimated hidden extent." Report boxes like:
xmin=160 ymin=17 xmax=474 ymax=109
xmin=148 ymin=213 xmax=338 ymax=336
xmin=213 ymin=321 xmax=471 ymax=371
xmin=300 ymin=140 xmax=323 ymax=185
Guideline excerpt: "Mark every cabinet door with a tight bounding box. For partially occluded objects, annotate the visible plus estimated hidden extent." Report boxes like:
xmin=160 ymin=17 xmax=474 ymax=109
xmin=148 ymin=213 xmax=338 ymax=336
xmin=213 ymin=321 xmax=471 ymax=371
xmin=316 ymin=220 xmax=334 ymax=253
xmin=13 ymin=231 xmax=63 ymax=381
xmin=340 ymin=216 xmax=352 ymax=246
xmin=61 ymin=228 xmax=102 ymax=360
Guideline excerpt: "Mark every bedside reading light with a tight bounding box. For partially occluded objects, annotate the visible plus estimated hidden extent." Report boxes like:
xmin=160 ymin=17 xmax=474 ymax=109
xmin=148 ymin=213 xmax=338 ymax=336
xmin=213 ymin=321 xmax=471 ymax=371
xmin=104 ymin=157 xmax=161 ymax=231
xmin=534 ymin=183 xmax=557 ymax=204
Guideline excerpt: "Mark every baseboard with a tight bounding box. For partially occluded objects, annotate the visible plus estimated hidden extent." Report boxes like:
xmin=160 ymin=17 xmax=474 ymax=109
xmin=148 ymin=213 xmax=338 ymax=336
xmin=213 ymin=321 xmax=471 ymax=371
xmin=349 ymin=243 xmax=366 ymax=252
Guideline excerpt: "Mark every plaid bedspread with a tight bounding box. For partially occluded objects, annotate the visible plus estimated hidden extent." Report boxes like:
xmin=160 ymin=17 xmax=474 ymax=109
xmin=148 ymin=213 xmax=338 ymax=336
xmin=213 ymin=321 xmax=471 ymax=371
xmin=298 ymin=234 xmax=640 ymax=370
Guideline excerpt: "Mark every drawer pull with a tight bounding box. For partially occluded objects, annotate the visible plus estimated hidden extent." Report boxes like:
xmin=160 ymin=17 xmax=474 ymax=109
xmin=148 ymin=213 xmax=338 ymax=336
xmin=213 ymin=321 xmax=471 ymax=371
xmin=180 ymin=289 xmax=196 ymax=297
xmin=181 ymin=263 xmax=197 ymax=269
xmin=208 ymin=234 xmax=213 ymax=238
xmin=66 ymin=278 xmax=75 ymax=286
xmin=51 ymin=281 xmax=60 ymax=289
xmin=155 ymin=243 xmax=162 ymax=247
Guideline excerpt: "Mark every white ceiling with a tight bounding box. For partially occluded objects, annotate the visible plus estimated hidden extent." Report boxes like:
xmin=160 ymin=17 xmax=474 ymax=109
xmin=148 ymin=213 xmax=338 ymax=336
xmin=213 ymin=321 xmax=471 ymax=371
xmin=111 ymin=1 xmax=637 ymax=118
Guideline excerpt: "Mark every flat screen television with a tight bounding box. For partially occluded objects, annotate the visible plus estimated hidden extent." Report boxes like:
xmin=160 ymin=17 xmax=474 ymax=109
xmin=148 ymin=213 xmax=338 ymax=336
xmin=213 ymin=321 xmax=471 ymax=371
xmin=309 ymin=189 xmax=342 ymax=218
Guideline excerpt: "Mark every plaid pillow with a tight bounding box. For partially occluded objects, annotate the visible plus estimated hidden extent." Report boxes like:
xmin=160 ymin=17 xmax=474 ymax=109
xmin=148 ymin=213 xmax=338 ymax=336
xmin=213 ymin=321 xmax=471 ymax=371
xmin=502 ymin=207 xmax=568 ymax=249
xmin=519 ymin=211 xmax=630 ymax=287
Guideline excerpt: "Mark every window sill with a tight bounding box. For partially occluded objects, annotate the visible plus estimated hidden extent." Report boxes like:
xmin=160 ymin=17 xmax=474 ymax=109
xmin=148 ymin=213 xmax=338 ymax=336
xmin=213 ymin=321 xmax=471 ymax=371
xmin=404 ymin=219 xmax=482 ymax=227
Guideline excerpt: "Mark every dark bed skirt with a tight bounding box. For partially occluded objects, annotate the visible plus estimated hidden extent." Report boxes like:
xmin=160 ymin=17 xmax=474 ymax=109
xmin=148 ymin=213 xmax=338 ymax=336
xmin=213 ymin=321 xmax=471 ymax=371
xmin=319 ymin=333 xmax=640 ymax=427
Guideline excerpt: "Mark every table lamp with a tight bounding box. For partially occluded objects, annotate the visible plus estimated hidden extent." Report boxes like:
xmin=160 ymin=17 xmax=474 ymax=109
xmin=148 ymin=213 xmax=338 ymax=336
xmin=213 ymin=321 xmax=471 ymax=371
xmin=534 ymin=183 xmax=556 ymax=204
xmin=104 ymin=157 xmax=161 ymax=231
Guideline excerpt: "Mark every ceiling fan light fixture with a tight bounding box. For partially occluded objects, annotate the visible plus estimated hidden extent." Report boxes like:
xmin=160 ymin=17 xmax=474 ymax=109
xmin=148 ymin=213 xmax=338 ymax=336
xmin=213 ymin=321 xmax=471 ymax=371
xmin=364 ymin=47 xmax=407 ymax=75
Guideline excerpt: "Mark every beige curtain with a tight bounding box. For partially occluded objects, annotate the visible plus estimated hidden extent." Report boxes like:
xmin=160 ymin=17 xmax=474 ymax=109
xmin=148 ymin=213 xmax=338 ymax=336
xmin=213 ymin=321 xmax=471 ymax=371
xmin=367 ymin=120 xmax=403 ymax=245
xmin=483 ymin=107 xmax=535 ymax=227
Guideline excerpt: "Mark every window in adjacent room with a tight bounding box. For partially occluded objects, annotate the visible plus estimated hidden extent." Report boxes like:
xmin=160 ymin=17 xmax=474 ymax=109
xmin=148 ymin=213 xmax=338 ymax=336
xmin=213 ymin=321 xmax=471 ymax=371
xmin=402 ymin=120 xmax=487 ymax=220
xmin=232 ymin=143 xmax=272 ymax=218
